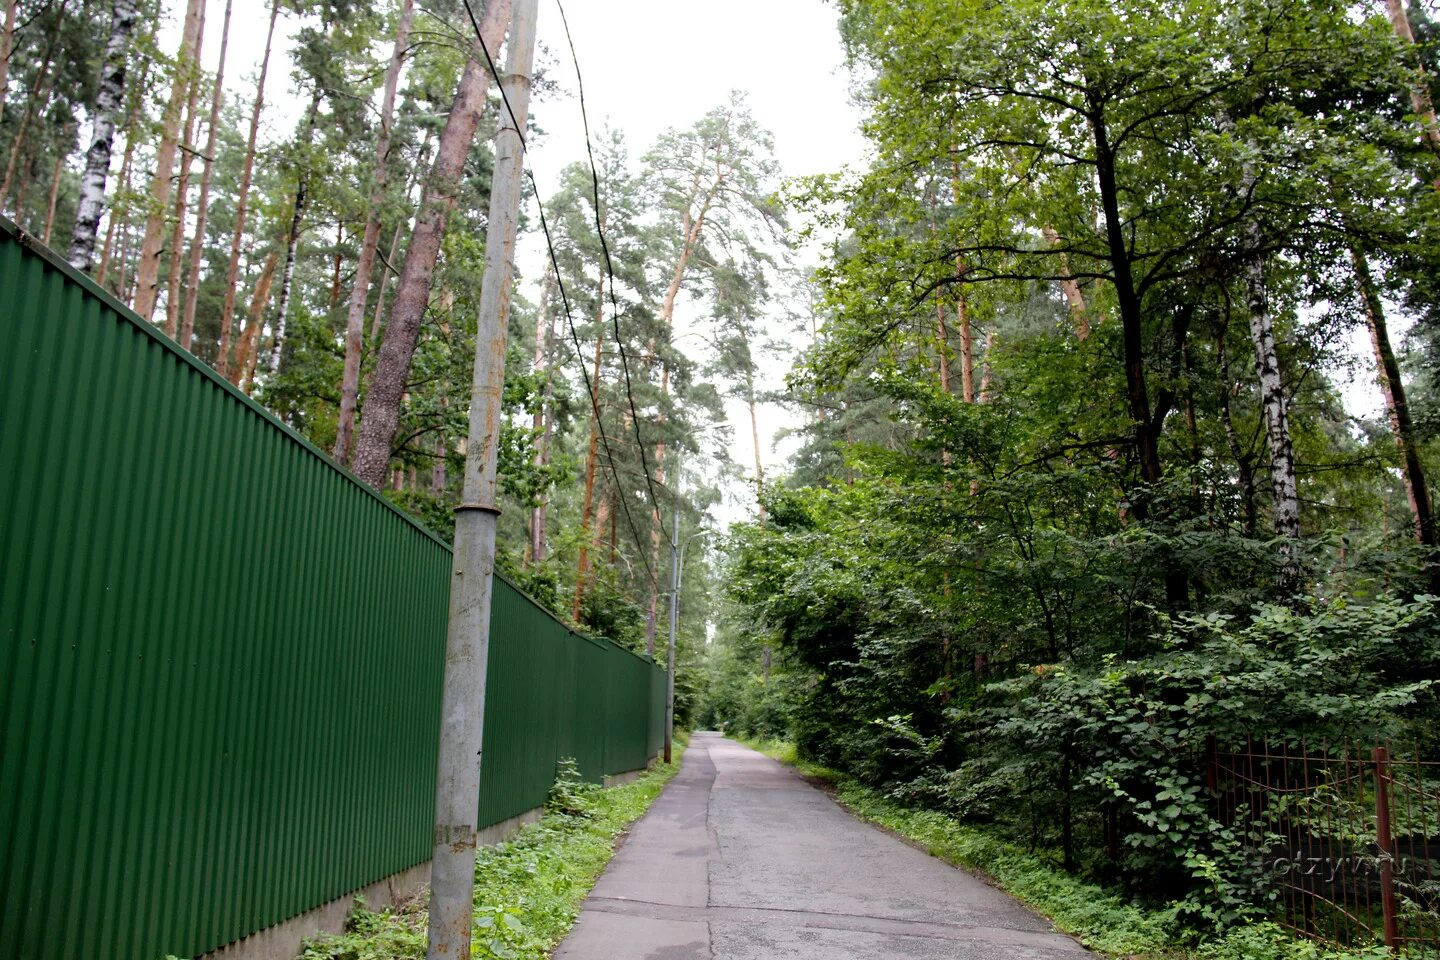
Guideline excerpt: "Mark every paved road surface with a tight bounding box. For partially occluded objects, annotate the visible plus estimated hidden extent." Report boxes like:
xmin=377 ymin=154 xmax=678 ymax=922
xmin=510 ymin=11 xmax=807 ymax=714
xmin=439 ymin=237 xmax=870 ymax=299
xmin=554 ymin=732 xmax=1087 ymax=960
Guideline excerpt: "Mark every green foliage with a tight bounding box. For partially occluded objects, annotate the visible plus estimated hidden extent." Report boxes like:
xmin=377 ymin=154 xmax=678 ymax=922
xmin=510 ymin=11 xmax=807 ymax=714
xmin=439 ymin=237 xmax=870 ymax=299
xmin=987 ymin=596 xmax=1438 ymax=922
xmin=298 ymin=746 xmax=683 ymax=960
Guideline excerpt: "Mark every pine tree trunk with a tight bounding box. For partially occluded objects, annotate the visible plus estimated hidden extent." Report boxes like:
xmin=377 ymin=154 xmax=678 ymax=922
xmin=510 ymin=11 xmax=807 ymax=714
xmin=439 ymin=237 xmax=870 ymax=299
xmin=370 ymin=220 xmax=404 ymax=340
xmin=747 ymin=370 xmax=766 ymax=515
xmin=641 ymin=190 xmax=718 ymax=648
xmin=528 ymin=270 xmax=556 ymax=565
xmin=233 ymin=250 xmax=279 ymax=390
xmin=573 ymin=289 xmax=607 ymax=621
xmin=978 ymin=329 xmax=996 ymax=403
xmin=41 ymin=124 xmax=71 ymax=244
xmin=0 ymin=0 xmax=18 ymax=124
xmin=935 ymin=301 xmax=951 ymax=393
xmin=591 ymin=491 xmax=611 ymax=580
xmin=217 ymin=0 xmax=279 ymax=379
xmin=351 ymin=0 xmax=514 ymax=488
xmin=164 ymin=11 xmax=206 ymax=339
xmin=608 ymin=488 xmax=619 ymax=565
xmin=644 ymin=360 xmax=670 ymax=653
xmin=180 ymin=0 xmax=231 ymax=352
xmin=131 ymin=0 xmax=205 ymax=322
xmin=956 ymin=278 xmax=975 ymax=403
xmin=1354 ymin=249 xmax=1437 ymax=558
xmin=335 ymin=0 xmax=415 ymax=463
xmin=1384 ymin=0 xmax=1440 ymax=158
xmin=1043 ymin=225 xmax=1091 ymax=341
xmin=330 ymin=223 xmax=342 ymax=309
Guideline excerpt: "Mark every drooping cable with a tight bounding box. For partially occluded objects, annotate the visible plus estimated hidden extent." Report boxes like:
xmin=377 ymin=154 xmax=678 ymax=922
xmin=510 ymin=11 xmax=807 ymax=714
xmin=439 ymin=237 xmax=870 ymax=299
xmin=456 ymin=0 xmax=659 ymax=585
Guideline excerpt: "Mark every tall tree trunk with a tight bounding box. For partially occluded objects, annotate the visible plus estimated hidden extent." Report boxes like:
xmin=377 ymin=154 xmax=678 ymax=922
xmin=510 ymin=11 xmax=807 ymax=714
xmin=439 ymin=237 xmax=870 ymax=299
xmin=41 ymin=124 xmax=72 ymax=244
xmin=180 ymin=0 xmax=231 ymax=352
xmin=747 ymin=368 xmax=766 ymax=514
xmin=641 ymin=185 xmax=719 ymax=647
xmin=218 ymin=0 xmax=279 ymax=379
xmin=267 ymin=92 xmax=322 ymax=379
xmin=131 ymin=0 xmax=205 ymax=322
xmin=644 ymin=361 xmax=670 ymax=652
xmin=528 ymin=270 xmax=556 ymax=565
xmin=335 ymin=0 xmax=415 ymax=463
xmin=956 ymin=278 xmax=975 ymax=403
xmin=608 ymin=488 xmax=619 ymax=565
xmin=0 ymin=0 xmax=18 ymax=124
xmin=1245 ymin=250 xmax=1301 ymax=583
xmin=329 ymin=223 xmax=342 ymax=309
xmin=1353 ymin=249 xmax=1437 ymax=562
xmin=1384 ymin=0 xmax=1440 ymax=158
xmin=164 ymin=10 xmax=206 ymax=339
xmin=233 ymin=250 xmax=279 ymax=391
xmin=370 ymin=219 xmax=404 ymax=339
xmin=573 ymin=289 xmax=607 ymax=621
xmin=978 ymin=329 xmax=996 ymax=403
xmin=1043 ymin=224 xmax=1091 ymax=341
xmin=1089 ymin=93 xmax=1189 ymax=606
xmin=117 ymin=211 xmax=137 ymax=297
xmin=351 ymin=0 xmax=514 ymax=488
xmin=935 ymin=300 xmax=952 ymax=393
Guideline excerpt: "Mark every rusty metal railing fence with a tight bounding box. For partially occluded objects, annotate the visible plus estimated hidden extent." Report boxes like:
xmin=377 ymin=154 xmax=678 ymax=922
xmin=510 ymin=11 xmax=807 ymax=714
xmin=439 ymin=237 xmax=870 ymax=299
xmin=1209 ymin=740 xmax=1440 ymax=955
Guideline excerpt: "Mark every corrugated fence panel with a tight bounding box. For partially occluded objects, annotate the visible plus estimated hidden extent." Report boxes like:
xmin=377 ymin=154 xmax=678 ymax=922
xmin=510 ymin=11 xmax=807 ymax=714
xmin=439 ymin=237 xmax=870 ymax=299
xmin=0 ymin=220 xmax=664 ymax=960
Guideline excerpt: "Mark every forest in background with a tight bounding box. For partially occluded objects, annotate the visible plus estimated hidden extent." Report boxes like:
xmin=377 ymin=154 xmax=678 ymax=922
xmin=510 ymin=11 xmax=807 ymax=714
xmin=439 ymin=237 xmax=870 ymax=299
xmin=701 ymin=0 xmax=1440 ymax=952
xmin=0 ymin=0 xmax=806 ymax=726
xmin=12 ymin=0 xmax=1440 ymax=952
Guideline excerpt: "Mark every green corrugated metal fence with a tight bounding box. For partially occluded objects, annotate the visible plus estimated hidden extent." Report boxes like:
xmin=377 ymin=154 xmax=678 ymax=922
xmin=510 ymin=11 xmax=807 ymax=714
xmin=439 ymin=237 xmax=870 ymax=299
xmin=0 ymin=219 xmax=665 ymax=960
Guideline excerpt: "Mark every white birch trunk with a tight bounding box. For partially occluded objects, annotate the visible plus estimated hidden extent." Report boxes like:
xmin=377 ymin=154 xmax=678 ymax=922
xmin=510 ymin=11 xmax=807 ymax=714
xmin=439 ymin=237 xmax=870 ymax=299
xmin=68 ymin=0 xmax=139 ymax=273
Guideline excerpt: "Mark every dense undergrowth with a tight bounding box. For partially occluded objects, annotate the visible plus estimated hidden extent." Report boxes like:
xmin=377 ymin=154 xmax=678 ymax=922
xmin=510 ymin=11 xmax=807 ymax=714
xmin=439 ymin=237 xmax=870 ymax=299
xmin=745 ymin=740 xmax=1389 ymax=960
xmin=297 ymin=745 xmax=683 ymax=960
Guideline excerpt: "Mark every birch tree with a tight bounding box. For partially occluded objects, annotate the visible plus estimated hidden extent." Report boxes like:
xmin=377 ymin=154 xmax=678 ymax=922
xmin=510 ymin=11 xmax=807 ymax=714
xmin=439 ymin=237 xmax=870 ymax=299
xmin=68 ymin=0 xmax=140 ymax=272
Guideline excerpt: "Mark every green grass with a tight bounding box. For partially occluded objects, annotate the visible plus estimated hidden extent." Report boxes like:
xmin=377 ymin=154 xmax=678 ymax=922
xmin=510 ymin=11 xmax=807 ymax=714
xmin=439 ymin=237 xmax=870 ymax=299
xmin=741 ymin=738 xmax=1387 ymax=960
xmin=297 ymin=741 xmax=685 ymax=960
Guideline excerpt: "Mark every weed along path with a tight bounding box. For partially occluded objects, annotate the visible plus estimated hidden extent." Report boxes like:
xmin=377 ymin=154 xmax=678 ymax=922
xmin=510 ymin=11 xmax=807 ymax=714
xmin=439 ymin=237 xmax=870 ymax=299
xmin=554 ymin=733 xmax=1087 ymax=959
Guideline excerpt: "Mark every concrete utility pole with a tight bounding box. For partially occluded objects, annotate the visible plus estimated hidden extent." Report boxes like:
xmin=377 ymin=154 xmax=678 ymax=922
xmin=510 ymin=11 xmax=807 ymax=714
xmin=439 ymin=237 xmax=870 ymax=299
xmin=425 ymin=0 xmax=538 ymax=956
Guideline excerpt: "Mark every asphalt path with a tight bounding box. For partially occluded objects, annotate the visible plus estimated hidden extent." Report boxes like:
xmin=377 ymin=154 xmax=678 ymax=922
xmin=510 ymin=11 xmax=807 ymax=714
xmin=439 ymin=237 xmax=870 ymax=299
xmin=553 ymin=732 xmax=1088 ymax=960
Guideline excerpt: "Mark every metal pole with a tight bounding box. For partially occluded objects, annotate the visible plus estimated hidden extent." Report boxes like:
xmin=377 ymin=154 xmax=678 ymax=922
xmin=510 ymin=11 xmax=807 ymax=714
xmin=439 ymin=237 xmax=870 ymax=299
xmin=426 ymin=2 xmax=538 ymax=956
xmin=1373 ymin=746 xmax=1399 ymax=951
xmin=663 ymin=498 xmax=680 ymax=764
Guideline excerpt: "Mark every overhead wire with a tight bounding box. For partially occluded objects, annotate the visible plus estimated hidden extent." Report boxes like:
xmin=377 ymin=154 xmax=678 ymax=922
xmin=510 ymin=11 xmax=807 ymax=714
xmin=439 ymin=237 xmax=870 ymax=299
xmin=553 ymin=0 xmax=672 ymax=545
xmin=456 ymin=0 xmax=659 ymax=587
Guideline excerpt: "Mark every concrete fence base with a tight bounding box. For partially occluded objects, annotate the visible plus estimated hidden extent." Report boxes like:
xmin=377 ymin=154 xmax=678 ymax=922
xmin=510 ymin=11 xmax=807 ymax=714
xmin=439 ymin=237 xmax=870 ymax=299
xmin=200 ymin=807 xmax=545 ymax=960
xmin=197 ymin=757 xmax=662 ymax=960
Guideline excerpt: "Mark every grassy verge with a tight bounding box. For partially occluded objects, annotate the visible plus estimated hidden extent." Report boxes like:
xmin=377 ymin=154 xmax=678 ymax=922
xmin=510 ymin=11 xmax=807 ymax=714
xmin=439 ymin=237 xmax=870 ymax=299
xmin=298 ymin=740 xmax=685 ymax=960
xmin=742 ymin=738 xmax=1386 ymax=960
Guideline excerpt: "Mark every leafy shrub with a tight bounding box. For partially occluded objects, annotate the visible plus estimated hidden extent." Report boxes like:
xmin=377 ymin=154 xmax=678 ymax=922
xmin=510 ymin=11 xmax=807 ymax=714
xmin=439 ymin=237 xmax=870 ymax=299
xmin=988 ymin=595 xmax=1439 ymax=923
